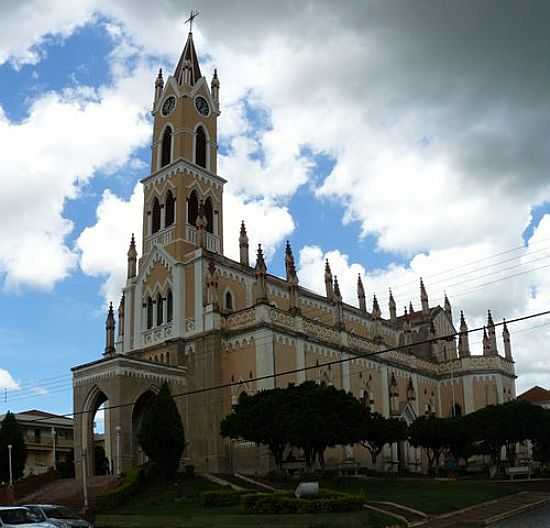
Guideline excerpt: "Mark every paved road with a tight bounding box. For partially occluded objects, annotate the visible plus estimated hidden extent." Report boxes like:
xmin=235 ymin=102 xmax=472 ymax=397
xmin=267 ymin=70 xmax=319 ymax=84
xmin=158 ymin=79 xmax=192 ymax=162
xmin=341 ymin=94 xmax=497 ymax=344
xmin=495 ymin=504 xmax=550 ymax=527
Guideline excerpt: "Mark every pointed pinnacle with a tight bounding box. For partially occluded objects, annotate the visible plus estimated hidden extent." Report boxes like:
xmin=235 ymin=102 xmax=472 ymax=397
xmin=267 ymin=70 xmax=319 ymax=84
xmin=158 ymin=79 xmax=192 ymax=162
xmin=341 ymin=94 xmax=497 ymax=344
xmin=503 ymin=318 xmax=509 ymax=335
xmin=487 ymin=310 xmax=494 ymax=327
xmin=240 ymin=220 xmax=247 ymax=235
xmin=325 ymin=259 xmax=332 ymax=274
xmin=285 ymin=240 xmax=293 ymax=257
xmin=460 ymin=310 xmax=467 ymax=327
xmin=389 ymin=288 xmax=395 ymax=303
xmin=409 ymin=301 xmax=414 ymax=313
xmin=334 ymin=276 xmax=342 ymax=300
xmin=357 ymin=274 xmax=365 ymax=297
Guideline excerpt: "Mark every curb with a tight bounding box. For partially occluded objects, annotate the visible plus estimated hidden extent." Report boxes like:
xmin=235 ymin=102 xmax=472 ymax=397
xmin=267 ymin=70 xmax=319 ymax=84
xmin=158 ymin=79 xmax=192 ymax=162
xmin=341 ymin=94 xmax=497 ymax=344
xmin=482 ymin=495 xmax=550 ymax=525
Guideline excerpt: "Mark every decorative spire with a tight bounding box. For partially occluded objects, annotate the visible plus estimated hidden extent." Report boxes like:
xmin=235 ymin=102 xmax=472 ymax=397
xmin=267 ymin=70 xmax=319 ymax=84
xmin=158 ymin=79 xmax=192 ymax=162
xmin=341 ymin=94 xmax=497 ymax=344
xmin=127 ymin=233 xmax=137 ymax=279
xmin=211 ymin=68 xmax=220 ymax=110
xmin=372 ymin=294 xmax=381 ymax=319
xmin=357 ymin=274 xmax=366 ymax=312
xmin=389 ymin=289 xmax=397 ymax=321
xmin=174 ymin=31 xmax=202 ymax=86
xmin=420 ymin=277 xmax=429 ymax=314
xmin=117 ymin=294 xmax=125 ymax=338
xmin=153 ymin=68 xmax=164 ymax=109
xmin=444 ymin=292 xmax=452 ymax=315
xmin=206 ymin=258 xmax=219 ymax=308
xmin=286 ymin=242 xmax=300 ymax=313
xmin=104 ymin=302 xmax=116 ymax=356
xmin=482 ymin=326 xmax=490 ymax=356
xmin=409 ymin=301 xmax=414 ymax=314
xmin=503 ymin=318 xmax=512 ymax=361
xmin=254 ymin=244 xmax=268 ymax=303
xmin=458 ymin=310 xmax=470 ymax=357
xmin=324 ymin=259 xmax=334 ymax=301
xmin=334 ymin=276 xmax=342 ymax=303
xmin=487 ymin=310 xmax=498 ymax=355
xmin=239 ymin=221 xmax=249 ymax=266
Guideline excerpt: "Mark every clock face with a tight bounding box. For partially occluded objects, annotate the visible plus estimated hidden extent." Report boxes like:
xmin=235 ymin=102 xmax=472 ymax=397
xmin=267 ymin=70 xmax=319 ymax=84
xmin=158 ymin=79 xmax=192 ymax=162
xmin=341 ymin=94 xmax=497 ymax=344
xmin=195 ymin=96 xmax=210 ymax=116
xmin=161 ymin=96 xmax=176 ymax=116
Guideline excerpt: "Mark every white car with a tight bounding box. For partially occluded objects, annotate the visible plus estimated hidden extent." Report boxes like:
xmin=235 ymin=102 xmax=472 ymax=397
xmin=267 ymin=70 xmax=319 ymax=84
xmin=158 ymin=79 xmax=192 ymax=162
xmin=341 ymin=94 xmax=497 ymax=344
xmin=0 ymin=507 xmax=55 ymax=528
xmin=23 ymin=506 xmax=90 ymax=528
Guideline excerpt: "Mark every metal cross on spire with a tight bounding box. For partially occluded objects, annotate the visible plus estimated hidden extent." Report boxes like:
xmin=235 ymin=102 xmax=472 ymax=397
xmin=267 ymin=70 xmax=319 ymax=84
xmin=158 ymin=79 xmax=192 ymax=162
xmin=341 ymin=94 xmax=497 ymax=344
xmin=185 ymin=9 xmax=199 ymax=33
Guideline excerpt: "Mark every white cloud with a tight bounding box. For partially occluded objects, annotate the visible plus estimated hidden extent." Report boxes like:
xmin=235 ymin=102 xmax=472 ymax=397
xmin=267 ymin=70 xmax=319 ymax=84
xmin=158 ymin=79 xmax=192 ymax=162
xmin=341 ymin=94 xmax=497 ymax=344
xmin=0 ymin=369 xmax=19 ymax=391
xmin=0 ymin=63 xmax=153 ymax=291
xmin=76 ymin=184 xmax=143 ymax=305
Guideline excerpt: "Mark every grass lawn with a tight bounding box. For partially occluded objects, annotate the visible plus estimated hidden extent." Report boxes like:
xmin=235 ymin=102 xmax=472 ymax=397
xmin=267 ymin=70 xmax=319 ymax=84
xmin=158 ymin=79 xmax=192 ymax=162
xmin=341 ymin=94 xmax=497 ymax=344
xmin=319 ymin=478 xmax=521 ymax=515
xmin=94 ymin=476 xmax=398 ymax=528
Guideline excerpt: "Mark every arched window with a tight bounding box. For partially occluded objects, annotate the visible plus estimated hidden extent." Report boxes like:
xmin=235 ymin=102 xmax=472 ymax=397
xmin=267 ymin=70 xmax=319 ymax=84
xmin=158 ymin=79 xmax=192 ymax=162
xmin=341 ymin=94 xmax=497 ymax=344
xmin=195 ymin=126 xmax=207 ymax=168
xmin=188 ymin=190 xmax=198 ymax=226
xmin=225 ymin=290 xmax=234 ymax=311
xmin=146 ymin=297 xmax=153 ymax=329
xmin=151 ymin=198 xmax=161 ymax=234
xmin=161 ymin=126 xmax=172 ymax=167
xmin=165 ymin=190 xmax=175 ymax=227
xmin=156 ymin=293 xmax=163 ymax=325
xmin=166 ymin=289 xmax=173 ymax=322
xmin=204 ymin=197 xmax=214 ymax=233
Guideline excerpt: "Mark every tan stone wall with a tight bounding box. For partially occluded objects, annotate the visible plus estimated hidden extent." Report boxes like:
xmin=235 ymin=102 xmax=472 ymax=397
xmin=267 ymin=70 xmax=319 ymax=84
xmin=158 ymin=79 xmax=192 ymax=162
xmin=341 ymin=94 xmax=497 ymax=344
xmin=439 ymin=379 xmax=466 ymax=417
xmin=217 ymin=274 xmax=247 ymax=311
xmin=473 ymin=375 xmax=499 ymax=409
xmin=273 ymin=337 xmax=297 ymax=388
xmin=144 ymin=261 xmax=171 ymax=293
xmin=185 ymin=265 xmax=195 ymax=319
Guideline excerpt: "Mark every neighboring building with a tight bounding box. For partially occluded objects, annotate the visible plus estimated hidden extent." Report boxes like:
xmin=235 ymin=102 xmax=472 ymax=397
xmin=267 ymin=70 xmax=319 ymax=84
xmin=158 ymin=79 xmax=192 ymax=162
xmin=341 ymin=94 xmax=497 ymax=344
xmin=1 ymin=410 xmax=73 ymax=476
xmin=72 ymin=28 xmax=517 ymax=478
xmin=518 ymin=386 xmax=550 ymax=409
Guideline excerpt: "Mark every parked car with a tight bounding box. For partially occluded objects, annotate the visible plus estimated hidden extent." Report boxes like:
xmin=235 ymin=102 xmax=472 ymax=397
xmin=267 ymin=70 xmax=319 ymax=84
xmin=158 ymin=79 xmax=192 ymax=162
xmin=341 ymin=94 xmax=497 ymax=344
xmin=22 ymin=506 xmax=90 ymax=528
xmin=0 ymin=507 xmax=56 ymax=527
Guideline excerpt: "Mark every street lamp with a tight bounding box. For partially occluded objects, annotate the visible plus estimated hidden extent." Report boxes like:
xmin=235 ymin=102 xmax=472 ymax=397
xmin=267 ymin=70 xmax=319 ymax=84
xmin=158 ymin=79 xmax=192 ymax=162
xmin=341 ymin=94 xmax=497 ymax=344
xmin=8 ymin=444 xmax=13 ymax=486
xmin=116 ymin=426 xmax=121 ymax=477
xmin=51 ymin=427 xmax=57 ymax=471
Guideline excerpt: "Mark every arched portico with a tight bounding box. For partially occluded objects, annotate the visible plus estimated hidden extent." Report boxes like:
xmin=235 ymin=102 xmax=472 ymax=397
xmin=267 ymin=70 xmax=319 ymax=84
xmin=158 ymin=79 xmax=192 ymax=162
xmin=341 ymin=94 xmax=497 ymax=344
xmin=72 ymin=355 xmax=187 ymax=479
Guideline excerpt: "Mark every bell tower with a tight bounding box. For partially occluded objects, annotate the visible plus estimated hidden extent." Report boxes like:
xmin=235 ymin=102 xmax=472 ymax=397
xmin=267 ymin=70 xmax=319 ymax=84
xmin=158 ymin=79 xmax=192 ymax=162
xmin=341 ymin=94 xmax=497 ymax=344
xmin=142 ymin=23 xmax=224 ymax=261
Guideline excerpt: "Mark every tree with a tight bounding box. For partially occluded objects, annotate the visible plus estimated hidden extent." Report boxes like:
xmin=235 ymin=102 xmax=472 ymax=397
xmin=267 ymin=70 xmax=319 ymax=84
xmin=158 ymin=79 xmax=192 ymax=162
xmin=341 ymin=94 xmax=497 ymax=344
xmin=286 ymin=382 xmax=364 ymax=470
xmin=408 ymin=415 xmax=451 ymax=474
xmin=137 ymin=382 xmax=185 ymax=480
xmin=221 ymin=388 xmax=291 ymax=469
xmin=0 ymin=411 xmax=27 ymax=482
xmin=532 ymin=409 xmax=550 ymax=465
xmin=356 ymin=411 xmax=407 ymax=465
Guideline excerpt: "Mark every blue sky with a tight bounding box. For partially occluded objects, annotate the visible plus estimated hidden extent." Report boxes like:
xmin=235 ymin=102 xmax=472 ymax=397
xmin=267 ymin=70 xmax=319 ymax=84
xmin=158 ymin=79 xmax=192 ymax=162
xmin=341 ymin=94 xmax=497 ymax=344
xmin=1 ymin=2 xmax=550 ymax=414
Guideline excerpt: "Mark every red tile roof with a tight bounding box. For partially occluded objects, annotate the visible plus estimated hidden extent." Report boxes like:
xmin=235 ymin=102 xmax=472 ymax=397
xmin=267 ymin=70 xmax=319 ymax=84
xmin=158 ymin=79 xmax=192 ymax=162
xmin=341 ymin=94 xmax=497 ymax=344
xmin=517 ymin=386 xmax=550 ymax=402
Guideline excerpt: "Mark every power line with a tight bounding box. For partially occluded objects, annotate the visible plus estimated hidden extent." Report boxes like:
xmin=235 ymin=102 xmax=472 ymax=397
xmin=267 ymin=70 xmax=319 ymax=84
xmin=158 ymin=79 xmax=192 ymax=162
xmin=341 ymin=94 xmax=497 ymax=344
xmin=17 ymin=308 xmax=550 ymax=424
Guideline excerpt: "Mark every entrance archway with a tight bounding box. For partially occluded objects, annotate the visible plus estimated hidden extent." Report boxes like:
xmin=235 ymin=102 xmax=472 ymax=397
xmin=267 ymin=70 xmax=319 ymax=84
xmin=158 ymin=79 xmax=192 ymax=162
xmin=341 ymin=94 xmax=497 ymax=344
xmin=82 ymin=387 xmax=112 ymax=475
xmin=132 ymin=390 xmax=156 ymax=466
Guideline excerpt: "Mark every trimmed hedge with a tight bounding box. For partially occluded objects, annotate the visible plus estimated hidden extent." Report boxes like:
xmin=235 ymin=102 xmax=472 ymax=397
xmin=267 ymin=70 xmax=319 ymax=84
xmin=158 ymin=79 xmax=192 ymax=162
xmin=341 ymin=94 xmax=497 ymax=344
xmin=241 ymin=490 xmax=365 ymax=514
xmin=202 ymin=489 xmax=251 ymax=507
xmin=95 ymin=469 xmax=143 ymax=512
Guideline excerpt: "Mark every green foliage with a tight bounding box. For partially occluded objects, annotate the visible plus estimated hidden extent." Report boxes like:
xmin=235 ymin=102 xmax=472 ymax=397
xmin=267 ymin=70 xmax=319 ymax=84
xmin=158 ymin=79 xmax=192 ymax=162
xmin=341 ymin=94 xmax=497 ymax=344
xmin=201 ymin=489 xmax=250 ymax=507
xmin=0 ymin=411 xmax=27 ymax=482
xmin=240 ymin=490 xmax=364 ymax=514
xmin=356 ymin=412 xmax=407 ymax=464
xmin=96 ymin=468 xmax=143 ymax=512
xmin=221 ymin=381 xmax=365 ymax=469
xmin=408 ymin=415 xmax=451 ymax=473
xmin=137 ymin=382 xmax=185 ymax=481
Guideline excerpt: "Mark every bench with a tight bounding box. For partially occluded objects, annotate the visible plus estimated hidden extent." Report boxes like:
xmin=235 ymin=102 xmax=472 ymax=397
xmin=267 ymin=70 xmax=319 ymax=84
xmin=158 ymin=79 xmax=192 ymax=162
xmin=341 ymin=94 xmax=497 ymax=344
xmin=505 ymin=466 xmax=531 ymax=480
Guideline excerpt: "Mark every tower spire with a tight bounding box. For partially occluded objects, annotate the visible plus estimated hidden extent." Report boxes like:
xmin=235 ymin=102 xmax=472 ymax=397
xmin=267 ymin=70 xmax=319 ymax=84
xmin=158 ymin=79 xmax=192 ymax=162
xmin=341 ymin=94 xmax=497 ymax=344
xmin=254 ymin=244 xmax=268 ymax=303
xmin=174 ymin=27 xmax=202 ymax=86
xmin=372 ymin=294 xmax=381 ymax=320
xmin=503 ymin=318 xmax=513 ymax=361
xmin=487 ymin=310 xmax=498 ymax=355
xmin=127 ymin=233 xmax=137 ymax=279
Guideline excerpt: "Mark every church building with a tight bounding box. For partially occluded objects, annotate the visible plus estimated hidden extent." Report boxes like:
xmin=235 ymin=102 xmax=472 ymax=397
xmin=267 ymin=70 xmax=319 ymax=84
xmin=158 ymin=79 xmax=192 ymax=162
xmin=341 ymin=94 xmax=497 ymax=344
xmin=72 ymin=29 xmax=517 ymax=478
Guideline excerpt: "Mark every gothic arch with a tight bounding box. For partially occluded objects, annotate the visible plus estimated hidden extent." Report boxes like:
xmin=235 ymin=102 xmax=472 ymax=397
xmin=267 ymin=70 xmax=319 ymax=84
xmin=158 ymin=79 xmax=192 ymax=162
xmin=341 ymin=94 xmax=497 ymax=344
xmin=188 ymin=189 xmax=199 ymax=226
xmin=165 ymin=190 xmax=175 ymax=227
xmin=146 ymin=296 xmax=154 ymax=329
xmin=156 ymin=292 xmax=164 ymax=326
xmin=193 ymin=124 xmax=208 ymax=170
xmin=204 ymin=196 xmax=214 ymax=233
xmin=131 ymin=388 xmax=158 ymax=466
xmin=160 ymin=124 xmax=173 ymax=168
xmin=151 ymin=197 xmax=161 ymax=234
xmin=166 ymin=289 xmax=174 ymax=322
xmin=224 ymin=288 xmax=234 ymax=311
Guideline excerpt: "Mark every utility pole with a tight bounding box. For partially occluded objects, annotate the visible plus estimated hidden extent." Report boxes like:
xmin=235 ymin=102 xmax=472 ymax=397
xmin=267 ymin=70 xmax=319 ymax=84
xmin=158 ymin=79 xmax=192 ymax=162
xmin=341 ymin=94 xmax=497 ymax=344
xmin=116 ymin=426 xmax=121 ymax=477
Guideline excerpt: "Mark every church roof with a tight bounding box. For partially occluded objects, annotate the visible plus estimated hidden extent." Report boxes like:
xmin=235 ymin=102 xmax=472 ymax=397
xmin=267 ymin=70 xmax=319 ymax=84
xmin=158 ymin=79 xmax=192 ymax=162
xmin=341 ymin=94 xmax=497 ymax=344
xmin=518 ymin=386 xmax=550 ymax=403
xmin=174 ymin=32 xmax=202 ymax=86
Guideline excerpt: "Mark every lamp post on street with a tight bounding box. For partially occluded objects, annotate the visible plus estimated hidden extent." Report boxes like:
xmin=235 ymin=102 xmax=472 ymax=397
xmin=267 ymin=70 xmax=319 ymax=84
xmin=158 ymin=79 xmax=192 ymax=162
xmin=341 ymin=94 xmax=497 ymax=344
xmin=8 ymin=444 xmax=13 ymax=486
xmin=51 ymin=427 xmax=57 ymax=470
